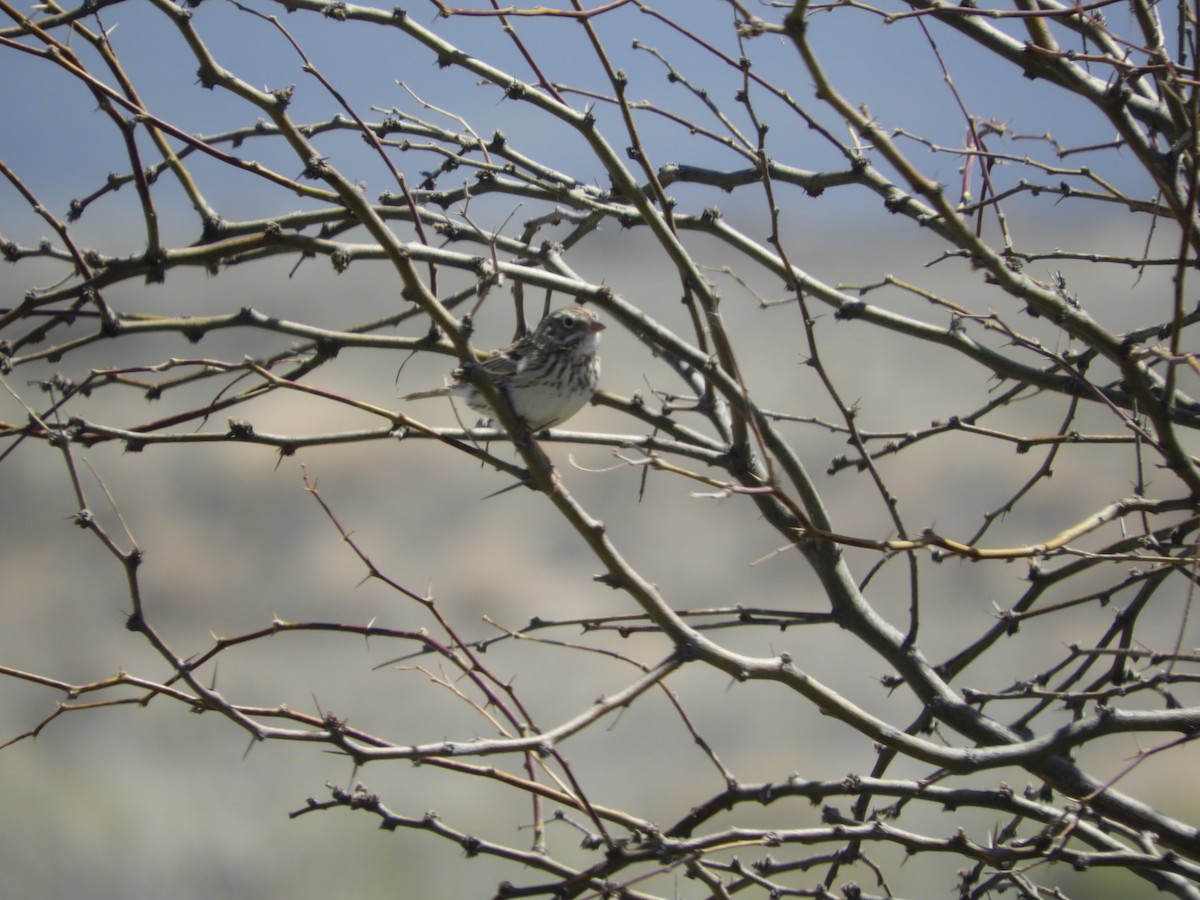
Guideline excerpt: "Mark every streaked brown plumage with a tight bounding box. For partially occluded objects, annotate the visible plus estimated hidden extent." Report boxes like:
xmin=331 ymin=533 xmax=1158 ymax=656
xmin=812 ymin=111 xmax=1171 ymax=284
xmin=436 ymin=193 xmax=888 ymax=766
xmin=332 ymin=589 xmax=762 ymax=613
xmin=404 ymin=306 xmax=605 ymax=430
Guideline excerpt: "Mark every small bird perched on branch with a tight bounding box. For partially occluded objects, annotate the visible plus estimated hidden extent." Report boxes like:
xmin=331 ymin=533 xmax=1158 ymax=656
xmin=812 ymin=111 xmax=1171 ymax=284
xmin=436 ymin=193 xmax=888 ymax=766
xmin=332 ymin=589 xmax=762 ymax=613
xmin=403 ymin=305 xmax=605 ymax=431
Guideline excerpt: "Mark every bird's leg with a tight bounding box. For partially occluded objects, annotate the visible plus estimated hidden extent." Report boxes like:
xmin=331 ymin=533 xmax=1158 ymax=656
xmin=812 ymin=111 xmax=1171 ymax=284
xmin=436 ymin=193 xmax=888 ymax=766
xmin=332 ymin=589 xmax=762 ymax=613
xmin=513 ymin=424 xmax=562 ymax=489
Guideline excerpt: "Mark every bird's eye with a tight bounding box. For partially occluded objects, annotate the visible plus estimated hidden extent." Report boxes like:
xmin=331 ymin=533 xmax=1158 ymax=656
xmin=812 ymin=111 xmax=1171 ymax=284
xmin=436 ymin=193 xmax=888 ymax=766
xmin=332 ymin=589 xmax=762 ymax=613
xmin=560 ymin=314 xmax=577 ymax=329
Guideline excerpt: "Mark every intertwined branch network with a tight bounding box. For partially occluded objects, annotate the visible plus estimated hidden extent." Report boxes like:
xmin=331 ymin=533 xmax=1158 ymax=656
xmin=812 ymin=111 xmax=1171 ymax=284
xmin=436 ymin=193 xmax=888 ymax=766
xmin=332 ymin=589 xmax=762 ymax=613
xmin=2 ymin=1 xmax=1200 ymax=897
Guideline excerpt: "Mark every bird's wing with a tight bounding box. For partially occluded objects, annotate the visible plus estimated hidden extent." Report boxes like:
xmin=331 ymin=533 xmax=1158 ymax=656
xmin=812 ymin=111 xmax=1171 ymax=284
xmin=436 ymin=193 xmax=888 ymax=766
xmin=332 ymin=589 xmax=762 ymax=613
xmin=471 ymin=348 xmax=523 ymax=380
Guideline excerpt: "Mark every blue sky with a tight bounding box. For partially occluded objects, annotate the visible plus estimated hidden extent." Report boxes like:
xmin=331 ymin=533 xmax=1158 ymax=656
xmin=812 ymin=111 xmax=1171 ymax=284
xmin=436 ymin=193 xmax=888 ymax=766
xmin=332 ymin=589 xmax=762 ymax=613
xmin=1 ymin=0 xmax=1150 ymax=254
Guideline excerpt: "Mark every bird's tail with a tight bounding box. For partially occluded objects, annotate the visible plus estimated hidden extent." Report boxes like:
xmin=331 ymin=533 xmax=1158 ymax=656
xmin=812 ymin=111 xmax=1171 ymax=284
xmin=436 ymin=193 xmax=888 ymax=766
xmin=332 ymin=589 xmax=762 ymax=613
xmin=402 ymin=387 xmax=451 ymax=402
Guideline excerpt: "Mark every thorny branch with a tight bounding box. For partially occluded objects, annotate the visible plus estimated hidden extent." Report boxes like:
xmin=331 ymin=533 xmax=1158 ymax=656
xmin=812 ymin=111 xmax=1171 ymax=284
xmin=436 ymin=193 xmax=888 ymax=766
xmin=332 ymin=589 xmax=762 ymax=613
xmin=3 ymin=1 xmax=1200 ymax=898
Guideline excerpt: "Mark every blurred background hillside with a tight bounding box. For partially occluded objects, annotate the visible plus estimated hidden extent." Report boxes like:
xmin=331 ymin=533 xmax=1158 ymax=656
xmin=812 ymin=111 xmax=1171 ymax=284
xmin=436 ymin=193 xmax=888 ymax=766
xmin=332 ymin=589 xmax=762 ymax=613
xmin=2 ymin=2 xmax=1198 ymax=898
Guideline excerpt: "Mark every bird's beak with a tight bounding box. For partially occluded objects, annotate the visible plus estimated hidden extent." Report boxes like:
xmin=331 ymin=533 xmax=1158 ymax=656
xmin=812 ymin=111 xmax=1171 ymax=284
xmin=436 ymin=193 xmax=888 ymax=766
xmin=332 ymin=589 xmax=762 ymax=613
xmin=591 ymin=320 xmax=606 ymax=333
